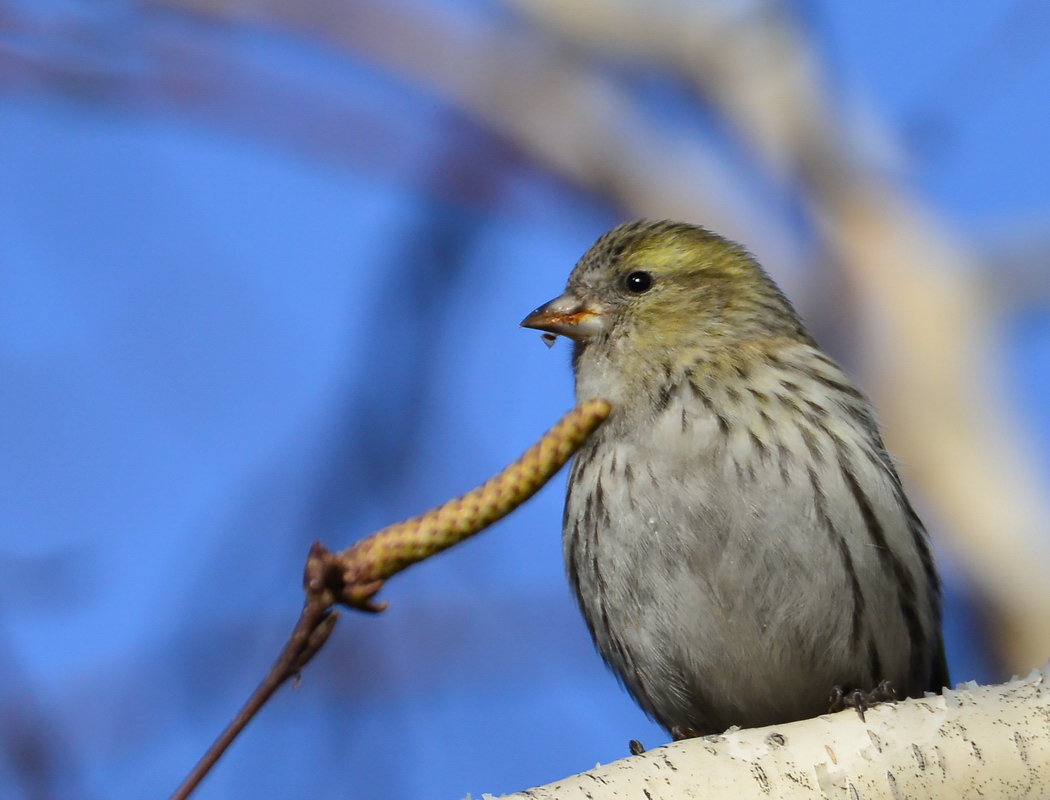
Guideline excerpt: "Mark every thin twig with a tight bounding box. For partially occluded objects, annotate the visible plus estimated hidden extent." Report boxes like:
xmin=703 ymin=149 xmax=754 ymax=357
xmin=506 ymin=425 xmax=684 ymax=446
xmin=168 ymin=399 xmax=611 ymax=800
xmin=168 ymin=593 xmax=339 ymax=800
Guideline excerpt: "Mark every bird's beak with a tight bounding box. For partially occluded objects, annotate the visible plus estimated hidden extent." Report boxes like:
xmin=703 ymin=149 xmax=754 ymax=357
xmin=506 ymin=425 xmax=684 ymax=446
xmin=520 ymin=292 xmax=607 ymax=341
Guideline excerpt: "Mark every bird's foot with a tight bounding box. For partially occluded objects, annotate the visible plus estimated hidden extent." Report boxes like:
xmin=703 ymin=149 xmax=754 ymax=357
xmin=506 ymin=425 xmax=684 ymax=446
xmin=629 ymin=723 xmax=702 ymax=754
xmin=670 ymin=725 xmax=700 ymax=741
xmin=828 ymin=680 xmax=898 ymax=722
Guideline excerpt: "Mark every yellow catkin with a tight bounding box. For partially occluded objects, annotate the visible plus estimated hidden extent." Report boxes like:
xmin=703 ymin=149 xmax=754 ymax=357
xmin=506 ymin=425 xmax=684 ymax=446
xmin=341 ymin=399 xmax=611 ymax=580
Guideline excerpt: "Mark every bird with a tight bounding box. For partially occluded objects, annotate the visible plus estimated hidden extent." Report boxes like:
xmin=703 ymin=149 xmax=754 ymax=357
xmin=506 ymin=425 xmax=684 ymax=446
xmin=521 ymin=220 xmax=948 ymax=739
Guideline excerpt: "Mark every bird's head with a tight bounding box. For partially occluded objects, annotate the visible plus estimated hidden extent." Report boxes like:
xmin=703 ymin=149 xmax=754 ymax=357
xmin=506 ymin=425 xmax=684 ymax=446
xmin=522 ymin=221 xmax=810 ymax=383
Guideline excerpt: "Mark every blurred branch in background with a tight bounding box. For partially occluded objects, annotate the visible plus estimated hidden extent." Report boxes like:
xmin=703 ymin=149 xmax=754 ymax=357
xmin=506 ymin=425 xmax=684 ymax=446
xmin=988 ymin=226 xmax=1050 ymax=305
xmin=0 ymin=627 xmax=86 ymax=800
xmin=0 ymin=0 xmax=529 ymax=210
xmin=140 ymin=0 xmax=808 ymax=276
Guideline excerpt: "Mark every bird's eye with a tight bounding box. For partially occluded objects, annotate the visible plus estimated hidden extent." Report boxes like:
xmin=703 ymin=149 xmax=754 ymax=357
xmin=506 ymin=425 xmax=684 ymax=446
xmin=624 ymin=271 xmax=654 ymax=294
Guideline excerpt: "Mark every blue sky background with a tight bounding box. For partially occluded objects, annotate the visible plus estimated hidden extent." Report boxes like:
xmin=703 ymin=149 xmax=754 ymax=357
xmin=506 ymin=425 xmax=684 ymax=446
xmin=2 ymin=1 xmax=1049 ymax=798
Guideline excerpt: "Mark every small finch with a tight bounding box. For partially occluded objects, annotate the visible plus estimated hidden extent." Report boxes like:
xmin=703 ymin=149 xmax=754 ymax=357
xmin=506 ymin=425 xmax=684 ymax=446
xmin=522 ymin=220 xmax=948 ymax=738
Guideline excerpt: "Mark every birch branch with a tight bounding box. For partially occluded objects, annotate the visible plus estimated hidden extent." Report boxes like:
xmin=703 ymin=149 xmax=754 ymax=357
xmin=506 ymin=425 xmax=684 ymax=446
xmin=500 ymin=667 xmax=1050 ymax=800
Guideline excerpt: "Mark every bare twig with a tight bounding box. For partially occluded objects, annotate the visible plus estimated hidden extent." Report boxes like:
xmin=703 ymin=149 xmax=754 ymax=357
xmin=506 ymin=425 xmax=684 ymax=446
xmin=168 ymin=399 xmax=611 ymax=800
xmin=167 ymin=595 xmax=339 ymax=800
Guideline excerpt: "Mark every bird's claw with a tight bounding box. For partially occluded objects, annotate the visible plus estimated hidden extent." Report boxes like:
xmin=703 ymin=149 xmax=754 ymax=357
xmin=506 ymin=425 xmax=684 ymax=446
xmin=670 ymin=725 xmax=700 ymax=740
xmin=828 ymin=680 xmax=898 ymax=722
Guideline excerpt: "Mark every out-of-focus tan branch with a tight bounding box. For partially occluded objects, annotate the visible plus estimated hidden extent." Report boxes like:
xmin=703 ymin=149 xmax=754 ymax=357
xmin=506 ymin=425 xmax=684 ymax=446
xmin=144 ymin=0 xmax=807 ymax=284
xmin=507 ymin=0 xmax=1050 ymax=676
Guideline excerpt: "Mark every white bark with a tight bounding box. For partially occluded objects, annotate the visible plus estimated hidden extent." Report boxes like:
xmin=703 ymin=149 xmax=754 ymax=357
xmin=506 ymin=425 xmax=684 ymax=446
xmin=496 ymin=667 xmax=1050 ymax=799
